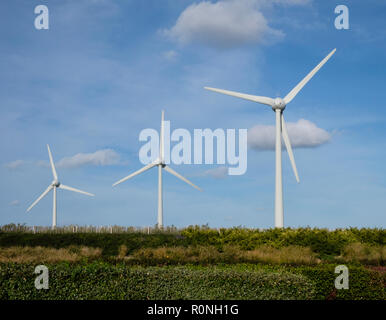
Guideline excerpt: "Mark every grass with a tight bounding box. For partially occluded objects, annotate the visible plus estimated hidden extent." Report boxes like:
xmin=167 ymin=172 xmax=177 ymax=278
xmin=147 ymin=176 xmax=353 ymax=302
xmin=1 ymin=243 xmax=384 ymax=266
xmin=127 ymin=245 xmax=320 ymax=266
xmin=338 ymin=242 xmax=386 ymax=265
xmin=0 ymin=246 xmax=101 ymax=263
xmin=0 ymin=226 xmax=384 ymax=300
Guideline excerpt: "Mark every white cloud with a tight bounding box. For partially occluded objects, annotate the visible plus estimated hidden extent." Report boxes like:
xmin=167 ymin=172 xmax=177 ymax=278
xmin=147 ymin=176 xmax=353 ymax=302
xmin=4 ymin=160 xmax=24 ymax=170
xmin=163 ymin=50 xmax=178 ymax=60
xmin=36 ymin=160 xmax=49 ymax=168
xmin=56 ymin=149 xmax=121 ymax=168
xmin=248 ymin=119 xmax=331 ymax=150
xmin=9 ymin=200 xmax=20 ymax=206
xmin=162 ymin=0 xmax=310 ymax=49
xmin=163 ymin=0 xmax=282 ymax=49
xmin=271 ymin=0 xmax=310 ymax=5
xmin=204 ymin=166 xmax=229 ymax=179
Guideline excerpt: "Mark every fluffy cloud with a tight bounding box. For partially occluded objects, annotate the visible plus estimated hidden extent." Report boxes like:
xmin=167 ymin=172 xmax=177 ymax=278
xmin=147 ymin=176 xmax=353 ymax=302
xmin=56 ymin=149 xmax=121 ymax=168
xmin=9 ymin=200 xmax=20 ymax=206
xmin=204 ymin=166 xmax=229 ymax=179
xmin=4 ymin=160 xmax=24 ymax=170
xmin=163 ymin=0 xmax=281 ymax=49
xmin=162 ymin=0 xmax=310 ymax=49
xmin=248 ymin=119 xmax=331 ymax=150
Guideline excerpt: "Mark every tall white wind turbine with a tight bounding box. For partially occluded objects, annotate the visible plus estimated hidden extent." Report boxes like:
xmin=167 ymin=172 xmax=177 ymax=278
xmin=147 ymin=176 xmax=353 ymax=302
xmin=205 ymin=49 xmax=336 ymax=228
xmin=26 ymin=145 xmax=95 ymax=228
xmin=112 ymin=111 xmax=202 ymax=229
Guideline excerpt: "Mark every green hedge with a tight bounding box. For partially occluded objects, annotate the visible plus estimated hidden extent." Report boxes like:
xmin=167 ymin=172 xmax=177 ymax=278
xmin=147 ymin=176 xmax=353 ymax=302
xmin=294 ymin=265 xmax=385 ymax=300
xmin=0 ymin=232 xmax=189 ymax=256
xmin=0 ymin=263 xmax=315 ymax=300
xmin=210 ymin=263 xmax=385 ymax=300
xmin=1 ymin=227 xmax=384 ymax=257
xmin=181 ymin=227 xmax=385 ymax=255
xmin=1 ymin=263 xmax=383 ymax=300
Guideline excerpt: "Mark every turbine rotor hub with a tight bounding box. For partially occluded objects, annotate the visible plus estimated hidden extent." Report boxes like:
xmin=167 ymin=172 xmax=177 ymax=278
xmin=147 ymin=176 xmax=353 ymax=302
xmin=272 ymin=98 xmax=286 ymax=111
xmin=157 ymin=158 xmax=166 ymax=167
xmin=52 ymin=180 xmax=60 ymax=187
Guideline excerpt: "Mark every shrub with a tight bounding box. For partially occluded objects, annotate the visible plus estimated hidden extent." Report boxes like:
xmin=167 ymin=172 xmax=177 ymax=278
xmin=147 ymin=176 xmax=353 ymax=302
xmin=338 ymin=243 xmax=385 ymax=266
xmin=1 ymin=227 xmax=384 ymax=258
xmin=0 ymin=263 xmax=315 ymax=300
xmin=0 ymin=232 xmax=189 ymax=256
xmin=201 ymin=263 xmax=385 ymax=300
xmin=292 ymin=265 xmax=385 ymax=300
xmin=181 ymin=226 xmax=385 ymax=256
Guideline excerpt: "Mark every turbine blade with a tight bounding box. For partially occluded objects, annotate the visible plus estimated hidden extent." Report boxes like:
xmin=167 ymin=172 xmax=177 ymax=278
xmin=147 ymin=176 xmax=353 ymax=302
xmin=163 ymin=165 xmax=202 ymax=191
xmin=26 ymin=185 xmax=53 ymax=212
xmin=112 ymin=162 xmax=159 ymax=187
xmin=47 ymin=144 xmax=58 ymax=180
xmin=160 ymin=110 xmax=165 ymax=161
xmin=281 ymin=114 xmax=300 ymax=183
xmin=204 ymin=87 xmax=274 ymax=107
xmin=59 ymin=184 xmax=94 ymax=196
xmin=284 ymin=49 xmax=336 ymax=104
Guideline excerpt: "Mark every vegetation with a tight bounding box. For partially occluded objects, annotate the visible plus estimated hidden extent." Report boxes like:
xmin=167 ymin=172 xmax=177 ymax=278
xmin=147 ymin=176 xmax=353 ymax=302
xmin=0 ymin=229 xmax=185 ymax=256
xmin=0 ymin=225 xmax=384 ymax=300
xmin=228 ymin=264 xmax=385 ymax=300
xmin=127 ymin=245 xmax=320 ymax=266
xmin=180 ymin=226 xmax=385 ymax=256
xmin=338 ymin=242 xmax=386 ymax=266
xmin=0 ymin=262 xmax=384 ymax=300
xmin=292 ymin=265 xmax=385 ymax=300
xmin=0 ymin=246 xmax=102 ymax=263
xmin=0 ymin=263 xmax=315 ymax=300
xmin=1 ymin=224 xmax=384 ymax=257
xmin=1 ymin=243 xmax=384 ymax=266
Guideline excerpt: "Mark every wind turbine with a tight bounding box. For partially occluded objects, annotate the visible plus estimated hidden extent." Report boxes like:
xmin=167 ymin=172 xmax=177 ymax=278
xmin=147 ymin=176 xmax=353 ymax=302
xmin=112 ymin=110 xmax=202 ymax=229
xmin=26 ymin=145 xmax=95 ymax=228
xmin=205 ymin=49 xmax=336 ymax=228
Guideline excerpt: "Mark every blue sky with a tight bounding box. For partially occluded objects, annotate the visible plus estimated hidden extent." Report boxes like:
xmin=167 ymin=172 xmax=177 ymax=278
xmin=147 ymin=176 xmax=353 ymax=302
xmin=1 ymin=0 xmax=385 ymax=229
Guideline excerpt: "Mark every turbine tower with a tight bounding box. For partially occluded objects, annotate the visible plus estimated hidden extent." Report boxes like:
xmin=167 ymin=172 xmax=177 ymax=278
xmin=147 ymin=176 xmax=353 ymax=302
xmin=205 ymin=49 xmax=336 ymax=228
xmin=112 ymin=110 xmax=202 ymax=228
xmin=26 ymin=145 xmax=95 ymax=228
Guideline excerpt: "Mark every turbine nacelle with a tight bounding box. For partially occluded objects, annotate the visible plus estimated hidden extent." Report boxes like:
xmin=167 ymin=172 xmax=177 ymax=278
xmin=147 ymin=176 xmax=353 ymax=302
xmin=272 ymin=98 xmax=286 ymax=111
xmin=52 ymin=180 xmax=60 ymax=187
xmin=154 ymin=158 xmax=165 ymax=167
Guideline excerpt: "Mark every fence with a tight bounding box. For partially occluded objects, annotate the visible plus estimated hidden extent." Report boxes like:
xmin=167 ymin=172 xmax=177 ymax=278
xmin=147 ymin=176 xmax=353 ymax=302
xmin=0 ymin=223 xmax=183 ymax=234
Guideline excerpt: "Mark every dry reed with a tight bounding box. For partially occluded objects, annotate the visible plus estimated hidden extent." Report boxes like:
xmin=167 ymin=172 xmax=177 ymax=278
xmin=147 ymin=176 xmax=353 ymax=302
xmin=0 ymin=246 xmax=102 ymax=263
